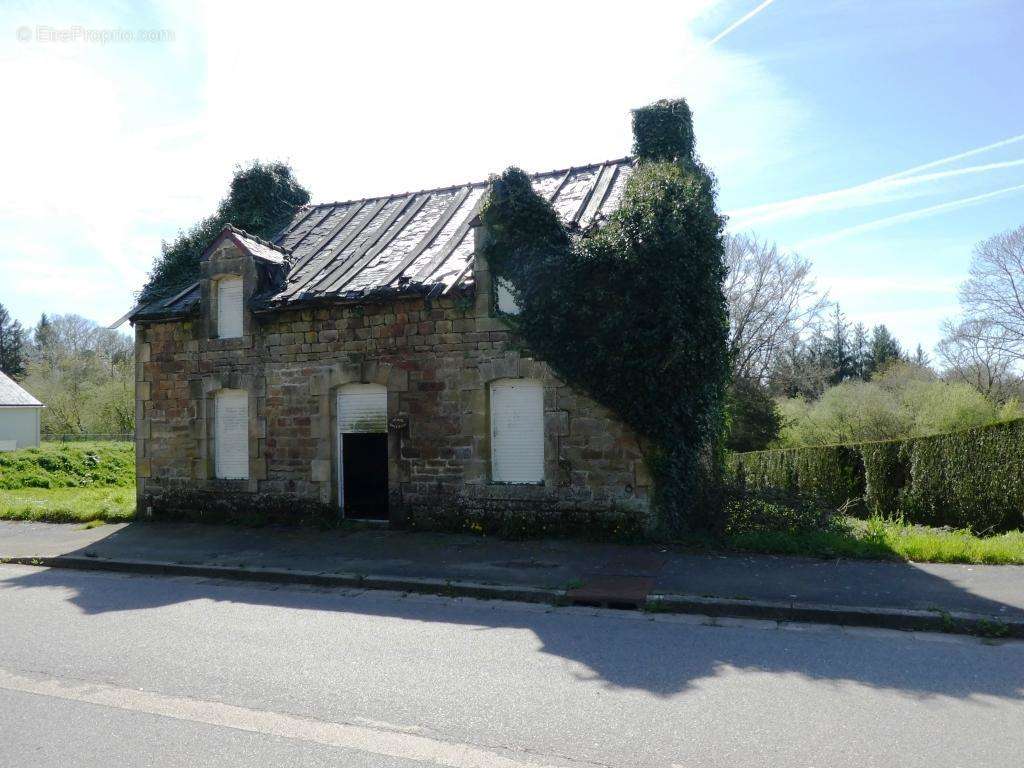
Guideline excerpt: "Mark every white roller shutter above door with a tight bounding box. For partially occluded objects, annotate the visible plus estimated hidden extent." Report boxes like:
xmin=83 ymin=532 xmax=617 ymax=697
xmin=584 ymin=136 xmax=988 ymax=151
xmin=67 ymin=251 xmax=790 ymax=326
xmin=217 ymin=276 xmax=244 ymax=338
xmin=337 ymin=384 xmax=388 ymax=433
xmin=490 ymin=379 xmax=544 ymax=483
xmin=215 ymin=389 xmax=249 ymax=479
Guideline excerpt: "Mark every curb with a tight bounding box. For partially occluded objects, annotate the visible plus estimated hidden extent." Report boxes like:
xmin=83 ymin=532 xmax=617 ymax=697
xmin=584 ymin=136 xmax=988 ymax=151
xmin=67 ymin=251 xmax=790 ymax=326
xmin=3 ymin=555 xmax=1021 ymax=639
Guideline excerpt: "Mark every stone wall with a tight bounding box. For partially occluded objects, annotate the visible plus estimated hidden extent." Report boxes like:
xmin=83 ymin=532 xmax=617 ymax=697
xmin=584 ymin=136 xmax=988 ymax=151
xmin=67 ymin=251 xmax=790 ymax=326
xmin=135 ymin=238 xmax=652 ymax=531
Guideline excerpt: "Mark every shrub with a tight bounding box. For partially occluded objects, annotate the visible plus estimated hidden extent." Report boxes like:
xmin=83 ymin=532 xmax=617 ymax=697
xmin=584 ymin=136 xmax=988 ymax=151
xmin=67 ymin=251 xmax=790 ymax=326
xmin=775 ymin=363 xmax=1019 ymax=448
xmin=732 ymin=443 xmax=862 ymax=509
xmin=723 ymin=486 xmax=837 ymax=536
xmin=0 ymin=442 xmax=134 ymax=490
xmin=725 ymin=378 xmax=782 ymax=452
xmin=730 ymin=419 xmax=1024 ymax=532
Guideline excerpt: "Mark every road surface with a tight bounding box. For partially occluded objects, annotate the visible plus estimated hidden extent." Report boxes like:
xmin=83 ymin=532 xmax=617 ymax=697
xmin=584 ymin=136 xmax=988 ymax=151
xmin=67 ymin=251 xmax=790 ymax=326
xmin=0 ymin=563 xmax=1021 ymax=767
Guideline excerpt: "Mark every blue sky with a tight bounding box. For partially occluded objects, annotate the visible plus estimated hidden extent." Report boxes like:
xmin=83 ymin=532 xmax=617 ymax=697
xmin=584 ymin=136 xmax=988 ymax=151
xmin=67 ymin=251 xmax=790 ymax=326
xmin=0 ymin=0 xmax=1021 ymax=354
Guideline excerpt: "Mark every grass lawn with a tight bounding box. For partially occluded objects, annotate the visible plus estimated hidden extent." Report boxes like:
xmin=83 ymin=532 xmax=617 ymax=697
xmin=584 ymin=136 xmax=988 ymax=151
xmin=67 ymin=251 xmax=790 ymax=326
xmin=0 ymin=441 xmax=136 ymax=523
xmin=0 ymin=487 xmax=136 ymax=524
xmin=719 ymin=516 xmax=1024 ymax=566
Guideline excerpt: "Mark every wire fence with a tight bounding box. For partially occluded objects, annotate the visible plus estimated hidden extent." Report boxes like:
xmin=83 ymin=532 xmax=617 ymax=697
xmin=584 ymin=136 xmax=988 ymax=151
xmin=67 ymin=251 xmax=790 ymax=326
xmin=43 ymin=433 xmax=133 ymax=443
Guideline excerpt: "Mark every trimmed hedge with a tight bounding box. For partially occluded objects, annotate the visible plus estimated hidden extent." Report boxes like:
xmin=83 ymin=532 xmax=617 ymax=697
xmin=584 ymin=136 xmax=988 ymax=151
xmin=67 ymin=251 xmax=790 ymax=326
xmin=729 ymin=420 xmax=1024 ymax=532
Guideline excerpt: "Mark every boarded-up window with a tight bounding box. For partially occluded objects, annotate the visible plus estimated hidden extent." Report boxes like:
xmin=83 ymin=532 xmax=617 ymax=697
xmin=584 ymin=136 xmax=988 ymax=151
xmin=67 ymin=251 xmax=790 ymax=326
xmin=216 ymin=276 xmax=244 ymax=338
xmin=495 ymin=278 xmax=520 ymax=315
xmin=214 ymin=389 xmax=249 ymax=479
xmin=337 ymin=384 xmax=388 ymax=434
xmin=490 ymin=379 xmax=543 ymax=483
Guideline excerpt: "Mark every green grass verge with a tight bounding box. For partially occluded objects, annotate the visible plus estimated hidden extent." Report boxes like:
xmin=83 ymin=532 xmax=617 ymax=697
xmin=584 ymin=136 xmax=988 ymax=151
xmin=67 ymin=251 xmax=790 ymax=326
xmin=715 ymin=516 xmax=1024 ymax=565
xmin=0 ymin=487 xmax=136 ymax=523
xmin=0 ymin=441 xmax=134 ymax=490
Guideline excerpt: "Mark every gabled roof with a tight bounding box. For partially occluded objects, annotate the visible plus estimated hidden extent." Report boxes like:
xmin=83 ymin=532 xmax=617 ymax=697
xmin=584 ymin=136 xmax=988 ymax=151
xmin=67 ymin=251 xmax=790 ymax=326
xmin=217 ymin=224 xmax=288 ymax=265
xmin=129 ymin=157 xmax=633 ymax=322
xmin=0 ymin=371 xmax=43 ymax=407
xmin=271 ymin=157 xmax=633 ymax=305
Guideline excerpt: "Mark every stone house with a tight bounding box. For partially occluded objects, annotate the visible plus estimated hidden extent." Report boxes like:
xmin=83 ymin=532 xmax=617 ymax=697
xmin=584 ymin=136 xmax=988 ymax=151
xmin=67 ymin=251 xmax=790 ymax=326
xmin=129 ymin=157 xmax=652 ymax=530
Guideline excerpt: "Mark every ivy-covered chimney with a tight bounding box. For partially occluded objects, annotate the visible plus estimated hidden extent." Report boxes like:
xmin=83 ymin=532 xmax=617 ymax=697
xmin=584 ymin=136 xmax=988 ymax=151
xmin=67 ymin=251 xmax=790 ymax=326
xmin=631 ymin=99 xmax=695 ymax=163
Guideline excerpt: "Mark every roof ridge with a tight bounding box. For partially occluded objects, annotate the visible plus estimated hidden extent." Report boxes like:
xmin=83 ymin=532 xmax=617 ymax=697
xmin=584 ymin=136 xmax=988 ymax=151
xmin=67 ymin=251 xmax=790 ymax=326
xmin=223 ymin=224 xmax=292 ymax=255
xmin=300 ymin=156 xmax=635 ymax=211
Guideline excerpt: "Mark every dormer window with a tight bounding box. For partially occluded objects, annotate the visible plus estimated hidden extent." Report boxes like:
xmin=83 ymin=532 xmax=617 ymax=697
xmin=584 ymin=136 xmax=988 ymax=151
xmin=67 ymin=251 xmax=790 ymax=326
xmin=216 ymin=275 xmax=244 ymax=338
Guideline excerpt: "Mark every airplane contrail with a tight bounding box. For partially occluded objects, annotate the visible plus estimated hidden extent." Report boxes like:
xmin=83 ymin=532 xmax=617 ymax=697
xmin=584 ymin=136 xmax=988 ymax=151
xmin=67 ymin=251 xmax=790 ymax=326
xmin=882 ymin=133 xmax=1024 ymax=180
xmin=706 ymin=0 xmax=778 ymax=48
xmin=728 ymin=156 xmax=1024 ymax=227
xmin=794 ymin=182 xmax=1024 ymax=249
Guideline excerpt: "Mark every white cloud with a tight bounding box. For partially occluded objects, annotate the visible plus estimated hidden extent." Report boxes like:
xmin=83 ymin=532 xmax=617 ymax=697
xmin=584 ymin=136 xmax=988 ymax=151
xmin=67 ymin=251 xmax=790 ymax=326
xmin=0 ymin=0 xmax=810 ymax=327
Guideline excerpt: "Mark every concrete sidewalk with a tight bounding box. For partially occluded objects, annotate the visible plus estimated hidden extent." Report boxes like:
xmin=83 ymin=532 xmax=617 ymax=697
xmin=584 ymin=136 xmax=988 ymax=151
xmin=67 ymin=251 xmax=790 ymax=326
xmin=2 ymin=520 xmax=1022 ymax=635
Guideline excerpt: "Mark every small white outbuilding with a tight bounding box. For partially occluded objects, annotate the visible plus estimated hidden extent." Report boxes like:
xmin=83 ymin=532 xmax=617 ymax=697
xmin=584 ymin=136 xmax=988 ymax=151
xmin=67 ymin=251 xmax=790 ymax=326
xmin=0 ymin=371 xmax=43 ymax=450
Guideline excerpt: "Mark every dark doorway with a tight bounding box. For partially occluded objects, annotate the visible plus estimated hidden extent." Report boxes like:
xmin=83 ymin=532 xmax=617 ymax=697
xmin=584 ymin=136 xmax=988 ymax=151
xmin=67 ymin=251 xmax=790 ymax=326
xmin=342 ymin=433 xmax=389 ymax=520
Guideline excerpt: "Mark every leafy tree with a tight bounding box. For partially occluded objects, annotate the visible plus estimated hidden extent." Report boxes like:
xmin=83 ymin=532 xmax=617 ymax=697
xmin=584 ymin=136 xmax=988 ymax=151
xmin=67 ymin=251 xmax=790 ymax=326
xmin=726 ymin=378 xmax=782 ymax=452
xmin=850 ymin=322 xmax=870 ymax=380
xmin=767 ymin=329 xmax=830 ymax=399
xmin=822 ymin=305 xmax=855 ymax=384
xmin=142 ymin=161 xmax=310 ymax=301
xmin=20 ymin=314 xmax=134 ymax=436
xmin=911 ymin=343 xmax=931 ymax=369
xmin=0 ymin=302 xmax=26 ymax=377
xmin=867 ymin=324 xmax=902 ymax=376
xmin=480 ymin=98 xmax=729 ymax=532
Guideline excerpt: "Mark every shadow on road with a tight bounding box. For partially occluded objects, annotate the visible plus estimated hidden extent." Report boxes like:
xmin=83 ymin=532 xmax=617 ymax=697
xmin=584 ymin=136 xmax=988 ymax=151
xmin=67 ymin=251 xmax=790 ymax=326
xmin=3 ymin=524 xmax=1023 ymax=701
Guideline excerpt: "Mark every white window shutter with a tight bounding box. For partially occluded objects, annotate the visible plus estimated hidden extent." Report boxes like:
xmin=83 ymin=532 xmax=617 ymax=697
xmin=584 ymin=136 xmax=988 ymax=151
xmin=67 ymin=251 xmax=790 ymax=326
xmin=215 ymin=389 xmax=249 ymax=479
xmin=495 ymin=278 xmax=520 ymax=314
xmin=217 ymin=276 xmax=244 ymax=338
xmin=490 ymin=379 xmax=544 ymax=483
xmin=337 ymin=384 xmax=388 ymax=433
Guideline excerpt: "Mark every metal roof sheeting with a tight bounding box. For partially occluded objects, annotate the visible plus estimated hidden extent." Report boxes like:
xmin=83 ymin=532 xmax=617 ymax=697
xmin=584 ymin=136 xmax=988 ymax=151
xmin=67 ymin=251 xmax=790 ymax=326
xmin=0 ymin=371 xmax=43 ymax=407
xmin=130 ymin=157 xmax=633 ymax=322
xmin=271 ymin=157 xmax=633 ymax=304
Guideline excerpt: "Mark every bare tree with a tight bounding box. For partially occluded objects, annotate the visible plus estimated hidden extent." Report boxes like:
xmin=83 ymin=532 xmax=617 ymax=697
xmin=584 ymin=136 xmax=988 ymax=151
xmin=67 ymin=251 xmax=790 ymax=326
xmin=937 ymin=318 xmax=1020 ymax=400
xmin=724 ymin=234 xmax=829 ymax=382
xmin=957 ymin=224 xmax=1024 ymax=359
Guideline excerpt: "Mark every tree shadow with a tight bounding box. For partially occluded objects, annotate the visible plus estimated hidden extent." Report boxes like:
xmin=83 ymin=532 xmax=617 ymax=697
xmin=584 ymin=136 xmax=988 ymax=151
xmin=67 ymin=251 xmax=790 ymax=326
xmin=2 ymin=522 xmax=1023 ymax=701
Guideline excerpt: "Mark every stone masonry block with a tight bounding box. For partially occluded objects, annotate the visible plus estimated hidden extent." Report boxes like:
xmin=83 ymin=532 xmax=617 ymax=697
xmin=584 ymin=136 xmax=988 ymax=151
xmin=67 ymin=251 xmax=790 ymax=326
xmin=311 ymin=459 xmax=331 ymax=483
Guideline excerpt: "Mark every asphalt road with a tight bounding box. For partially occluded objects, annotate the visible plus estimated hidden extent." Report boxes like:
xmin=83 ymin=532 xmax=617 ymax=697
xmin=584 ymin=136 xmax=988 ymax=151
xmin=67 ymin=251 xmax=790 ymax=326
xmin=0 ymin=564 xmax=1021 ymax=767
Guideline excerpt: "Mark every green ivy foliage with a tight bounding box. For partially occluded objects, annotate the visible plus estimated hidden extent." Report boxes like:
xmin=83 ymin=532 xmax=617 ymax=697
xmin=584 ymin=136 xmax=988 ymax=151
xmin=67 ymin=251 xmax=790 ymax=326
xmin=480 ymin=99 xmax=730 ymax=533
xmin=730 ymin=419 xmax=1024 ymax=532
xmin=142 ymin=161 xmax=310 ymax=301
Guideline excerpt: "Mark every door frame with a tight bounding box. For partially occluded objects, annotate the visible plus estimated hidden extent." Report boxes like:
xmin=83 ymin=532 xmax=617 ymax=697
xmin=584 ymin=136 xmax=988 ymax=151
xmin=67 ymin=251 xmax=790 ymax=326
xmin=335 ymin=384 xmax=389 ymax=519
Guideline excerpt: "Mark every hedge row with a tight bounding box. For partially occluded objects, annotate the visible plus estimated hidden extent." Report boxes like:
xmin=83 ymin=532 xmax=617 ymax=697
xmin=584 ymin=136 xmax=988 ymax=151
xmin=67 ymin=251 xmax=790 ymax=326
xmin=728 ymin=419 xmax=1024 ymax=532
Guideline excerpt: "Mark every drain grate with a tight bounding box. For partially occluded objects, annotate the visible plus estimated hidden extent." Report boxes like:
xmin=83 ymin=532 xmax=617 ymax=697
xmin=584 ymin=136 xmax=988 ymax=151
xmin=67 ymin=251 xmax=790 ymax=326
xmin=566 ymin=577 xmax=654 ymax=610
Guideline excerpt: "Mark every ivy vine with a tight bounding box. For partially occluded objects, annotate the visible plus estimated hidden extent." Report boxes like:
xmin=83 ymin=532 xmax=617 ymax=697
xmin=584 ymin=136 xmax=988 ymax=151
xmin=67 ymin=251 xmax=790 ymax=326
xmin=480 ymin=99 xmax=730 ymax=533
